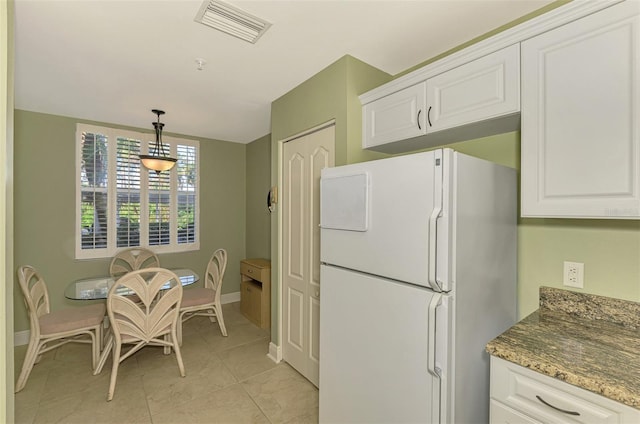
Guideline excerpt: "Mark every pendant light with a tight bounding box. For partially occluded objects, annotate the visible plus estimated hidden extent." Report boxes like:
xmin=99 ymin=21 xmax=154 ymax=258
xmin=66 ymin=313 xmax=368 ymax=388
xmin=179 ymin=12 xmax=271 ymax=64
xmin=139 ymin=109 xmax=177 ymax=173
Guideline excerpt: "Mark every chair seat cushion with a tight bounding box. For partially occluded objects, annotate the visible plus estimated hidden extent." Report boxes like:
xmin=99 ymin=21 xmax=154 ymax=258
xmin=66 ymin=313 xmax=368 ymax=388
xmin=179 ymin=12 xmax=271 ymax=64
xmin=39 ymin=303 xmax=106 ymax=335
xmin=181 ymin=288 xmax=215 ymax=308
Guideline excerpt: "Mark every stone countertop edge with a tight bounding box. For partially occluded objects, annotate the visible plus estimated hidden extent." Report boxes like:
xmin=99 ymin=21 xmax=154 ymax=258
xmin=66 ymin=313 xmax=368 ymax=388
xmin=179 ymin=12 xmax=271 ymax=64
xmin=486 ymin=286 xmax=640 ymax=410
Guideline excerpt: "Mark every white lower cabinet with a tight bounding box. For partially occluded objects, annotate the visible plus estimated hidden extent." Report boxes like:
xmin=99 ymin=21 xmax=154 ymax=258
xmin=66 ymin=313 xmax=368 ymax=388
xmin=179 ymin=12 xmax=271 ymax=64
xmin=490 ymin=357 xmax=640 ymax=424
xmin=520 ymin=0 xmax=640 ymax=218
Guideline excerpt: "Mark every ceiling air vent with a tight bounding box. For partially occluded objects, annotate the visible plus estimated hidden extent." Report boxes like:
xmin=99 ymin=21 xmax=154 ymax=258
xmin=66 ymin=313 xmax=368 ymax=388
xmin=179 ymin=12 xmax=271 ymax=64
xmin=195 ymin=0 xmax=272 ymax=44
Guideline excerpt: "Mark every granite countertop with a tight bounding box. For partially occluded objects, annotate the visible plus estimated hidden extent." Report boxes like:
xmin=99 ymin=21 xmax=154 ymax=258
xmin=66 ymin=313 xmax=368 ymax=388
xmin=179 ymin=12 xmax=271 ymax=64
xmin=486 ymin=286 xmax=640 ymax=409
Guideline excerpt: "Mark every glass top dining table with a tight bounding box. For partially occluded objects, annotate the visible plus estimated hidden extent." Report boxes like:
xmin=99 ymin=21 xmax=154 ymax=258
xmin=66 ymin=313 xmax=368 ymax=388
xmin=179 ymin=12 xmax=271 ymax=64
xmin=64 ymin=268 xmax=200 ymax=300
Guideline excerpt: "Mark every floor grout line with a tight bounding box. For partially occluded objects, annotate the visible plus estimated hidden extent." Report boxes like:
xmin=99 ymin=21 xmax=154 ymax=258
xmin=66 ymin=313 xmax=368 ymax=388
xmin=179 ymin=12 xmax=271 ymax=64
xmin=240 ymin=381 xmax=275 ymax=424
xmin=15 ymin=304 xmax=317 ymax=424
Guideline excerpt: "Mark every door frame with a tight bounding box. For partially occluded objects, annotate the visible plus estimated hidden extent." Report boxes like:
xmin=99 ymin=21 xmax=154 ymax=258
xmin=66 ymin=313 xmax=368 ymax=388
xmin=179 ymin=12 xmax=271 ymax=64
xmin=268 ymin=119 xmax=336 ymax=363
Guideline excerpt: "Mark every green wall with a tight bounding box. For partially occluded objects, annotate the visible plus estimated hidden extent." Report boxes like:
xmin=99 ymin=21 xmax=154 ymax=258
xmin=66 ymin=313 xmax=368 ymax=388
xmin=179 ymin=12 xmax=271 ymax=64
xmin=271 ymin=55 xmax=390 ymax=167
xmin=434 ymin=132 xmax=640 ymax=318
xmin=267 ymin=0 xmax=640 ymax=345
xmin=246 ymin=134 xmax=271 ymax=259
xmin=13 ymin=110 xmax=247 ymax=332
xmin=396 ymin=0 xmax=571 ymax=78
xmin=391 ymin=0 xmax=639 ymax=318
xmin=270 ymin=55 xmax=391 ymax=340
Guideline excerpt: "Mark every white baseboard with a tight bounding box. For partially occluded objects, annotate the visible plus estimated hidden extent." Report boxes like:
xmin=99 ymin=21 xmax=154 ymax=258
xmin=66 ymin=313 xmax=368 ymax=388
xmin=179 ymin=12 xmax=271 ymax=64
xmin=221 ymin=291 xmax=240 ymax=304
xmin=267 ymin=342 xmax=282 ymax=363
xmin=14 ymin=330 xmax=29 ymax=347
xmin=14 ymin=290 xmax=242 ymax=347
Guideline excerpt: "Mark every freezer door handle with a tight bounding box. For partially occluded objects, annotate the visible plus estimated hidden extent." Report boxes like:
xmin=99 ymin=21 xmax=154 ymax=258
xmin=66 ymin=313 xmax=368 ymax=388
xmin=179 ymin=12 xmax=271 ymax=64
xmin=427 ymin=206 xmax=442 ymax=292
xmin=427 ymin=293 xmax=443 ymax=377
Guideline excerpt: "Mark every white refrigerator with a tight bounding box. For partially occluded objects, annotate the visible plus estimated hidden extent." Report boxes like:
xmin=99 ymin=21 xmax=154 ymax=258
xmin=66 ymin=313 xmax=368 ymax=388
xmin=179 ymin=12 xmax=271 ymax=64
xmin=318 ymin=148 xmax=517 ymax=423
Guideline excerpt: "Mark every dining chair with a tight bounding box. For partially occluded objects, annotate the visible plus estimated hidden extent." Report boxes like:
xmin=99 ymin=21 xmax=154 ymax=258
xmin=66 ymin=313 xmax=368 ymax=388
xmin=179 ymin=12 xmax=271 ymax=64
xmin=178 ymin=248 xmax=228 ymax=344
xmin=99 ymin=267 xmax=185 ymax=401
xmin=109 ymin=247 xmax=159 ymax=278
xmin=15 ymin=265 xmax=105 ymax=392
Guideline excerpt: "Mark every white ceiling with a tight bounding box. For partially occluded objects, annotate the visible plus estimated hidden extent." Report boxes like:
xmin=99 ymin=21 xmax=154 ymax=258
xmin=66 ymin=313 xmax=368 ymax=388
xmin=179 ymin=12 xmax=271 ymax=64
xmin=14 ymin=0 xmax=554 ymax=144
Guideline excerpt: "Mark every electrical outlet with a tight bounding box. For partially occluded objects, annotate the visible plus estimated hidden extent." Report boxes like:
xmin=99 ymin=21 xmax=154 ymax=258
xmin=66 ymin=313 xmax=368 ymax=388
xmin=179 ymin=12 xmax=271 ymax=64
xmin=563 ymin=261 xmax=584 ymax=288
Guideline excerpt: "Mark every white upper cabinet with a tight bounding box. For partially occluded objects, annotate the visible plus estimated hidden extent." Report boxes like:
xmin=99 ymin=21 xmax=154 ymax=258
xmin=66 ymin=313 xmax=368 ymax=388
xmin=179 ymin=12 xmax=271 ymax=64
xmin=521 ymin=0 xmax=640 ymax=219
xmin=362 ymin=45 xmax=520 ymax=153
xmin=426 ymin=44 xmax=520 ymax=133
xmin=362 ymin=82 xmax=426 ymax=149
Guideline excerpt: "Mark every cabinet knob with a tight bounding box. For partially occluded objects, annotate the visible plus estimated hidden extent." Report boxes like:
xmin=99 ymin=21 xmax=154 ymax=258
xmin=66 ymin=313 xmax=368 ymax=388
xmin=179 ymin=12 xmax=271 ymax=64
xmin=427 ymin=106 xmax=432 ymax=127
xmin=417 ymin=109 xmax=422 ymax=130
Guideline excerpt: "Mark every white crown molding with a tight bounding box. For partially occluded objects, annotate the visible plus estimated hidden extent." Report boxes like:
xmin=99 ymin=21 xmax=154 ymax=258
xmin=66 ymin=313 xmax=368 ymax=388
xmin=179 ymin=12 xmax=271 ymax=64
xmin=359 ymin=0 xmax=624 ymax=104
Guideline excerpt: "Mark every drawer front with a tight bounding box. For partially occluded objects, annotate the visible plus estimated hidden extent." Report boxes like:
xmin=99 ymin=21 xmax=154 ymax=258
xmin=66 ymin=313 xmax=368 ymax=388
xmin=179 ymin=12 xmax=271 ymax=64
xmin=491 ymin=400 xmax=541 ymax=424
xmin=241 ymin=261 xmax=268 ymax=283
xmin=491 ymin=357 xmax=639 ymax=424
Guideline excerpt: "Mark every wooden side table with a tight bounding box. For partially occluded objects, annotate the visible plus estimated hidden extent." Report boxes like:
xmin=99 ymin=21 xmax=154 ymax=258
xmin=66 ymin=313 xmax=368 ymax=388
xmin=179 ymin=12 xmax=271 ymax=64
xmin=240 ymin=258 xmax=271 ymax=329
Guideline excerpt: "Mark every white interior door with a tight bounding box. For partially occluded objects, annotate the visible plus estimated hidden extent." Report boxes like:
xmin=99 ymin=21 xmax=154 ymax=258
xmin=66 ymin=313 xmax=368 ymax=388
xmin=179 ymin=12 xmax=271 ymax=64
xmin=282 ymin=124 xmax=335 ymax=386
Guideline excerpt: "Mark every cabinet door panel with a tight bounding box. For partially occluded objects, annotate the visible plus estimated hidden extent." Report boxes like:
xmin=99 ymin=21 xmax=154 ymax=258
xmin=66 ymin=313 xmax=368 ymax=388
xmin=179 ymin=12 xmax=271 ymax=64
xmin=240 ymin=279 xmax=262 ymax=327
xmin=521 ymin=1 xmax=640 ymax=218
xmin=362 ymin=82 xmax=426 ymax=148
xmin=426 ymin=44 xmax=520 ymax=133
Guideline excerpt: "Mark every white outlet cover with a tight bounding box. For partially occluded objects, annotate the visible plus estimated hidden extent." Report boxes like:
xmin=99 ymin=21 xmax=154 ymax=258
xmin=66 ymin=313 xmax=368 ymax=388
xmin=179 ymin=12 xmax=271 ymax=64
xmin=563 ymin=261 xmax=584 ymax=288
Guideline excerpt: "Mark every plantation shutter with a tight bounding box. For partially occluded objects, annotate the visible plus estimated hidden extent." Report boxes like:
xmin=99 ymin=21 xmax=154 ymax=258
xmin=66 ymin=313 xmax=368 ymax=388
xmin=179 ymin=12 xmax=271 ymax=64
xmin=148 ymin=140 xmax=171 ymax=246
xmin=116 ymin=136 xmax=142 ymax=248
xmin=80 ymin=131 xmax=109 ymax=250
xmin=76 ymin=124 xmax=199 ymax=259
xmin=177 ymin=143 xmax=197 ymax=244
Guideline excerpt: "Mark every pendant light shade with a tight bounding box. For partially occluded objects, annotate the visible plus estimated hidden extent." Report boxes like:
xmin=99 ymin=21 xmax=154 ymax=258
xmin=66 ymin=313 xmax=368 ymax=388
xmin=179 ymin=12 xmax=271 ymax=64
xmin=139 ymin=109 xmax=177 ymax=173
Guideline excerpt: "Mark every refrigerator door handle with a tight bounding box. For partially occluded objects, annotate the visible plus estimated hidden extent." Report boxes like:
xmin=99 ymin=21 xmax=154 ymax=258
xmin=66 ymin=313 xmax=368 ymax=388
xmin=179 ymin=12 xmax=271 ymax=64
xmin=428 ymin=206 xmax=442 ymax=292
xmin=427 ymin=293 xmax=443 ymax=377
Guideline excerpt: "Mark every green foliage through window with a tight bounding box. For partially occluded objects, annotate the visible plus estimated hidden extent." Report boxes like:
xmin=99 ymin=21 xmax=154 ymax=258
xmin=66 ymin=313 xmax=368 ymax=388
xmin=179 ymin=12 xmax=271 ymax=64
xmin=77 ymin=124 xmax=199 ymax=257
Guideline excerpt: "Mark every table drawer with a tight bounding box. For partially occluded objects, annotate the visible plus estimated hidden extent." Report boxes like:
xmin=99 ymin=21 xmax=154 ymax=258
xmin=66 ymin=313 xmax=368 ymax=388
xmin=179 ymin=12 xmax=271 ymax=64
xmin=491 ymin=357 xmax=640 ymax=423
xmin=240 ymin=261 xmax=269 ymax=283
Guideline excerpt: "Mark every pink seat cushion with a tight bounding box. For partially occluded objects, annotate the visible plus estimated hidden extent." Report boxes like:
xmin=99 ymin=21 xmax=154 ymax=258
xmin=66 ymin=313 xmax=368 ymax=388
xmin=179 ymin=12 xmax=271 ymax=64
xmin=181 ymin=288 xmax=215 ymax=308
xmin=39 ymin=303 xmax=106 ymax=335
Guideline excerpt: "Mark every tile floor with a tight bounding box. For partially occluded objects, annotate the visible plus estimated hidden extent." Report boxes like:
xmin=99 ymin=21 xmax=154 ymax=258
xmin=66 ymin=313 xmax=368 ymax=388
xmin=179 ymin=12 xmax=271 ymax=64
xmin=14 ymin=302 xmax=319 ymax=424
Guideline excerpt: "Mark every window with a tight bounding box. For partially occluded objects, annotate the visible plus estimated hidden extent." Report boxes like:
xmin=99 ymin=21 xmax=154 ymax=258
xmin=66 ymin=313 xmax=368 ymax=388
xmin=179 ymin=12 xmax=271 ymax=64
xmin=76 ymin=124 xmax=199 ymax=259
